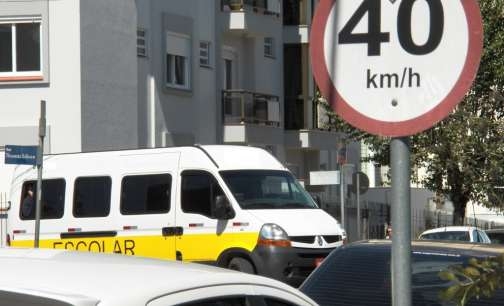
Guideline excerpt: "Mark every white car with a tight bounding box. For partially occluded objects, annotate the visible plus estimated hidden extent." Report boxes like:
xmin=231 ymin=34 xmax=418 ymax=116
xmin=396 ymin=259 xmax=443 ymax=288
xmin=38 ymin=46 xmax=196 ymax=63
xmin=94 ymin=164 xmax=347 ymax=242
xmin=418 ymin=226 xmax=491 ymax=244
xmin=0 ymin=248 xmax=318 ymax=306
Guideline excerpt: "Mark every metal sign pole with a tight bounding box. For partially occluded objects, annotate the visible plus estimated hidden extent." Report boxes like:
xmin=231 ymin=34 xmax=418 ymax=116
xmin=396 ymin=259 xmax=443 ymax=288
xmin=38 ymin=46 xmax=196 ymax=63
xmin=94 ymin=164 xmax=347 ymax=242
xmin=356 ymin=168 xmax=361 ymax=240
xmin=34 ymin=100 xmax=46 ymax=248
xmin=391 ymin=137 xmax=411 ymax=306
xmin=339 ymin=166 xmax=345 ymax=230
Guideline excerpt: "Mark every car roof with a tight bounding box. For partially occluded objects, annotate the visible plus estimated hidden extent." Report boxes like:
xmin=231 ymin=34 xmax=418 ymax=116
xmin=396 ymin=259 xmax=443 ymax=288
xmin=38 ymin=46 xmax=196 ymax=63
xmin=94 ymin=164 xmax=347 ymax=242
xmin=0 ymin=248 xmax=308 ymax=305
xmin=349 ymin=239 xmax=504 ymax=255
xmin=420 ymin=226 xmax=480 ymax=235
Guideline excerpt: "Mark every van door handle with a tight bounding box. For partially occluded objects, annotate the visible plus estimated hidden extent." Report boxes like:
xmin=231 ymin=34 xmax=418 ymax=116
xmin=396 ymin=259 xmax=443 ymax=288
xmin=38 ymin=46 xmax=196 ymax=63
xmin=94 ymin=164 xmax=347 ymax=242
xmin=162 ymin=227 xmax=183 ymax=237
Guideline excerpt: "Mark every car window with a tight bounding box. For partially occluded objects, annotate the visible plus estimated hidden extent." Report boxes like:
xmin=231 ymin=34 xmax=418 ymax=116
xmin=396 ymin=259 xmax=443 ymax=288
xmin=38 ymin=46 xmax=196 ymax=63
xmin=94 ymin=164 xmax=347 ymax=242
xmin=20 ymin=179 xmax=65 ymax=220
xmin=181 ymin=170 xmax=225 ymax=218
xmin=477 ymin=230 xmax=490 ymax=243
xmin=120 ymin=174 xmax=171 ymax=215
xmin=480 ymin=231 xmax=489 ymax=243
xmin=263 ymin=298 xmax=301 ymax=306
xmin=178 ymin=297 xmax=248 ymax=306
xmin=420 ymin=231 xmax=470 ymax=242
xmin=473 ymin=230 xmax=480 ymax=242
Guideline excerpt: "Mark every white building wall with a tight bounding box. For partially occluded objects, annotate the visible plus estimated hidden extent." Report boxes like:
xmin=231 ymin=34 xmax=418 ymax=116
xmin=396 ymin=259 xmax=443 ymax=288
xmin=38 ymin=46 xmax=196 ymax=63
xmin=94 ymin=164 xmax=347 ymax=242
xmin=137 ymin=0 xmax=218 ymax=147
xmin=0 ymin=1 xmax=81 ymax=154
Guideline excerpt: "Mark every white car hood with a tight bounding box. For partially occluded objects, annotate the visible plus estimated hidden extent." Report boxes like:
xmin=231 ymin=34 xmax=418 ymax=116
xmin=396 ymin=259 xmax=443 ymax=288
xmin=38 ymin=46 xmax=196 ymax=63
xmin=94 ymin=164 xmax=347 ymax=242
xmin=246 ymin=209 xmax=343 ymax=236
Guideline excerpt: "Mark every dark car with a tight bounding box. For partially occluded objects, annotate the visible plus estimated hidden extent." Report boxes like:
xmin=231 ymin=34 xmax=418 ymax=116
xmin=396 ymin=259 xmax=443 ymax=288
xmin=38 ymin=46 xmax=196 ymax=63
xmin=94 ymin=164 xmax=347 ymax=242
xmin=299 ymin=240 xmax=504 ymax=306
xmin=486 ymin=228 xmax=504 ymax=244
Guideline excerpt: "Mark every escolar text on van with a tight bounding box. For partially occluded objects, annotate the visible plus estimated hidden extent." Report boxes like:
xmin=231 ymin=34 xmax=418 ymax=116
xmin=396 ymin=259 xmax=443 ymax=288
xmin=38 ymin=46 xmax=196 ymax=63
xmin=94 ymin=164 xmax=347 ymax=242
xmin=6 ymin=145 xmax=345 ymax=286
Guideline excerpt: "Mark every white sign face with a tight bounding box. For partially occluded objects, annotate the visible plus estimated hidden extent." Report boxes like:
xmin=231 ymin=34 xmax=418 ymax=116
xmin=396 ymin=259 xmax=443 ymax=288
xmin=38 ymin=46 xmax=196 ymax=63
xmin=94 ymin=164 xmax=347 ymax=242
xmin=309 ymin=171 xmax=340 ymax=186
xmin=311 ymin=0 xmax=483 ymax=136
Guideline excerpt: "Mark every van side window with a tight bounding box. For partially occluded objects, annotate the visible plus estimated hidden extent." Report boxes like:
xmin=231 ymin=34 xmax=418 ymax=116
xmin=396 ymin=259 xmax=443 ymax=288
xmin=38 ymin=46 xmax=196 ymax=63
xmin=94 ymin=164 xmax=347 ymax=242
xmin=73 ymin=176 xmax=111 ymax=218
xmin=120 ymin=174 xmax=171 ymax=215
xmin=20 ymin=179 xmax=65 ymax=220
xmin=181 ymin=170 xmax=224 ymax=218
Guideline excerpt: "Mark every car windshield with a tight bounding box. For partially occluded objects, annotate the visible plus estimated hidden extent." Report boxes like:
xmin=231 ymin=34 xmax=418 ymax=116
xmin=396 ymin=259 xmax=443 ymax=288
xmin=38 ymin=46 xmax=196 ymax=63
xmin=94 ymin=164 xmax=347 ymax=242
xmin=220 ymin=170 xmax=318 ymax=210
xmin=420 ymin=231 xmax=470 ymax=242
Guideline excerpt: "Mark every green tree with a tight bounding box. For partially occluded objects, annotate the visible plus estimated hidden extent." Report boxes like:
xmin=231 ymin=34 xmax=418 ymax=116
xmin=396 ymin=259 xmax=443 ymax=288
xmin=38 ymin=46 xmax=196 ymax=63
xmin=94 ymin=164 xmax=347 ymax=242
xmin=439 ymin=254 xmax=504 ymax=306
xmin=320 ymin=0 xmax=504 ymax=225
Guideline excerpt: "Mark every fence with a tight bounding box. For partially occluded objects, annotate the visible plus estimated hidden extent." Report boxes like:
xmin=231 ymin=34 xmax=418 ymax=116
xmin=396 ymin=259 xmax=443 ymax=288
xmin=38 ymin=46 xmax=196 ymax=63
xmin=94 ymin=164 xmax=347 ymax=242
xmin=0 ymin=192 xmax=9 ymax=247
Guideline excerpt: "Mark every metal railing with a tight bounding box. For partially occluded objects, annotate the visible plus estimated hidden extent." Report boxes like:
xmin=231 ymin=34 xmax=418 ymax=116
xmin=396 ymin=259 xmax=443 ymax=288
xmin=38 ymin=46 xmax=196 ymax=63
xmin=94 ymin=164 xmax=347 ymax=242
xmin=221 ymin=0 xmax=281 ymax=16
xmin=0 ymin=192 xmax=10 ymax=247
xmin=222 ymin=90 xmax=280 ymax=127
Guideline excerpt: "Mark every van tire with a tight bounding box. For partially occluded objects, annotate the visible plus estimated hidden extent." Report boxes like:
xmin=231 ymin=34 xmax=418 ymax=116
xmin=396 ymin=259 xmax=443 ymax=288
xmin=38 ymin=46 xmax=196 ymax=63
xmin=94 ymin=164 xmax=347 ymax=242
xmin=227 ymin=257 xmax=255 ymax=274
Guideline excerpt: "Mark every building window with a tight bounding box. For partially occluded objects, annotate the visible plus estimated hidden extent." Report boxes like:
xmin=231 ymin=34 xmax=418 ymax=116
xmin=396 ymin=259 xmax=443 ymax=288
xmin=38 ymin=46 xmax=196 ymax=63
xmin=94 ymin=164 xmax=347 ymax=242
xmin=166 ymin=32 xmax=191 ymax=89
xmin=137 ymin=27 xmax=147 ymax=58
xmin=0 ymin=17 xmax=42 ymax=80
xmin=120 ymin=174 xmax=171 ymax=215
xmin=73 ymin=176 xmax=111 ymax=218
xmin=264 ymin=37 xmax=275 ymax=58
xmin=199 ymin=41 xmax=211 ymax=68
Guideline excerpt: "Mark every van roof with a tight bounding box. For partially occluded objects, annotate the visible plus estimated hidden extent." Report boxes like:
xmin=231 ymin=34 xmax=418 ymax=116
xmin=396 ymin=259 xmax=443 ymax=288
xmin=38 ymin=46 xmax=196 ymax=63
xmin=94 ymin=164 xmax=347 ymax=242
xmin=0 ymin=248 xmax=300 ymax=305
xmin=11 ymin=145 xmax=286 ymax=176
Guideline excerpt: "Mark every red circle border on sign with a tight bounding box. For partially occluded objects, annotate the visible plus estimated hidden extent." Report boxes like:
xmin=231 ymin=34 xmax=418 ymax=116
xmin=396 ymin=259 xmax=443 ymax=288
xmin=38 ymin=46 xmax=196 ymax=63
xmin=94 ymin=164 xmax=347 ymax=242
xmin=310 ymin=0 xmax=483 ymax=137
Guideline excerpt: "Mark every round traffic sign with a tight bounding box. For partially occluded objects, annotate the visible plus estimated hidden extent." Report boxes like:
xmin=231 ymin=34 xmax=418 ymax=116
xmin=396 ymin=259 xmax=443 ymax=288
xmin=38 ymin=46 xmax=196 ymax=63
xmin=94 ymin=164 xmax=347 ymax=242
xmin=350 ymin=171 xmax=369 ymax=195
xmin=310 ymin=0 xmax=483 ymax=137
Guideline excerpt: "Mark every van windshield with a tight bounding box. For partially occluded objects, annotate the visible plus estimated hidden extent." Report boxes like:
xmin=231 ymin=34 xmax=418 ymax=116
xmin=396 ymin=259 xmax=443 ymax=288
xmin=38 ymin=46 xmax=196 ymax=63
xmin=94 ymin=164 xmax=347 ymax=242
xmin=220 ymin=170 xmax=318 ymax=210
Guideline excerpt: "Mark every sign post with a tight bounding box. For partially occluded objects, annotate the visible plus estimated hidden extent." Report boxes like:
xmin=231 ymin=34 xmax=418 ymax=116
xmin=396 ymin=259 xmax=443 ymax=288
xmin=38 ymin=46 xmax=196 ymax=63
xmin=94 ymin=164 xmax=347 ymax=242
xmin=34 ymin=100 xmax=46 ymax=248
xmin=311 ymin=1 xmax=483 ymax=305
xmin=351 ymin=171 xmax=369 ymax=240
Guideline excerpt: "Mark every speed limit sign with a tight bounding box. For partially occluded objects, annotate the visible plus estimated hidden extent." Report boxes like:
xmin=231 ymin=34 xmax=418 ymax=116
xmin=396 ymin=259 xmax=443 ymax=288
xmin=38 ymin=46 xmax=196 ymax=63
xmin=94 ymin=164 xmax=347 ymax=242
xmin=311 ymin=0 xmax=483 ymax=136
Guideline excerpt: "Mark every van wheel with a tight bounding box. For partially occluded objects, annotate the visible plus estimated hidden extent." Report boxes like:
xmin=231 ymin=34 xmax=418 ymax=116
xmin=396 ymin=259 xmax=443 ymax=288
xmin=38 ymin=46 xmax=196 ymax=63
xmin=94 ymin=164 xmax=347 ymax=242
xmin=227 ymin=257 xmax=255 ymax=274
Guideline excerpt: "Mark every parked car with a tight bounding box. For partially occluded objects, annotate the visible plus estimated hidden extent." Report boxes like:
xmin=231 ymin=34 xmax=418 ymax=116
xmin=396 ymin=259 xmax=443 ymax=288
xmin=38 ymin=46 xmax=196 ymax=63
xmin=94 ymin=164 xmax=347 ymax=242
xmin=485 ymin=228 xmax=504 ymax=244
xmin=418 ymin=226 xmax=491 ymax=243
xmin=300 ymin=240 xmax=504 ymax=306
xmin=0 ymin=248 xmax=317 ymax=306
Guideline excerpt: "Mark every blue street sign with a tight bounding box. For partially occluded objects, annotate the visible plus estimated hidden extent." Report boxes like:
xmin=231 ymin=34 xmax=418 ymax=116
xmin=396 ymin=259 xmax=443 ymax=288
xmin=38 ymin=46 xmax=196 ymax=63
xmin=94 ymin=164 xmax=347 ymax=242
xmin=4 ymin=145 xmax=38 ymax=166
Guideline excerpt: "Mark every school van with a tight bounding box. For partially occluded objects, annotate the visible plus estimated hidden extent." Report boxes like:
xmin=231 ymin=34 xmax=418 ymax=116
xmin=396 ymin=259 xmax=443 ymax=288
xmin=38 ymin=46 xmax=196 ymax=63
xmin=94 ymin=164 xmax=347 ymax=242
xmin=6 ymin=145 xmax=345 ymax=286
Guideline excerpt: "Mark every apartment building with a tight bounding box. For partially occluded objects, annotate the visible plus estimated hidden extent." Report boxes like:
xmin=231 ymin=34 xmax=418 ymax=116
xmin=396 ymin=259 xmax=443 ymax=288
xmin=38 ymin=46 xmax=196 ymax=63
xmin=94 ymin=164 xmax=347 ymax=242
xmin=0 ymin=0 xmax=398 ymax=238
xmin=0 ymin=0 xmax=355 ymax=178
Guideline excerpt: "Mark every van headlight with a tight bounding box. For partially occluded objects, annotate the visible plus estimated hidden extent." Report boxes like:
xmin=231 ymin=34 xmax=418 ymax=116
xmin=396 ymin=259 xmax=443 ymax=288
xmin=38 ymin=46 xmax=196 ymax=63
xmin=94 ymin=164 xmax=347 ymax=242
xmin=257 ymin=223 xmax=291 ymax=247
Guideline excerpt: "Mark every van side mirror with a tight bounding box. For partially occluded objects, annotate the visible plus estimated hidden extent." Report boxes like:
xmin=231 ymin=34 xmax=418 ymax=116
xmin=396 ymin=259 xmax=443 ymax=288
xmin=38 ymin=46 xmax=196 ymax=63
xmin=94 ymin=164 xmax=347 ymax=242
xmin=214 ymin=195 xmax=235 ymax=220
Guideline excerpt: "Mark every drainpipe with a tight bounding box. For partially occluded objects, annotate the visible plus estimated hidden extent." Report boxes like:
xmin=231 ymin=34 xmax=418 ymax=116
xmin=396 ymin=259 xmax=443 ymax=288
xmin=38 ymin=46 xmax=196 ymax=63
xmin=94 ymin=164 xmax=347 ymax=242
xmin=147 ymin=75 xmax=156 ymax=148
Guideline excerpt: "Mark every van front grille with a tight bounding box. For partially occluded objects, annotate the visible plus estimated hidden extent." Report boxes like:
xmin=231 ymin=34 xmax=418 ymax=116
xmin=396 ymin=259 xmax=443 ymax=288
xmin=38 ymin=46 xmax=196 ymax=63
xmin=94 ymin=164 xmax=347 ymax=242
xmin=323 ymin=235 xmax=342 ymax=243
xmin=290 ymin=236 xmax=315 ymax=244
xmin=290 ymin=235 xmax=342 ymax=244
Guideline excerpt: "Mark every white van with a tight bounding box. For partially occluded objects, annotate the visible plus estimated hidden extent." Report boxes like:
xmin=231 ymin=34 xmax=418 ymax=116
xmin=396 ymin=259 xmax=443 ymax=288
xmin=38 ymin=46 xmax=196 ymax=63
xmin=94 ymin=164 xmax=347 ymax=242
xmin=6 ymin=145 xmax=345 ymax=286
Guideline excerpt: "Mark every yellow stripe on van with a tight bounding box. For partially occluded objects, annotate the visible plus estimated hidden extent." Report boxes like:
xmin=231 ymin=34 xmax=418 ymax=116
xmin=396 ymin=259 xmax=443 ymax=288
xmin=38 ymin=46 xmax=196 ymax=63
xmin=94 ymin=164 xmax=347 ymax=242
xmin=11 ymin=236 xmax=177 ymax=259
xmin=176 ymin=232 xmax=259 ymax=261
xmin=11 ymin=231 xmax=259 ymax=262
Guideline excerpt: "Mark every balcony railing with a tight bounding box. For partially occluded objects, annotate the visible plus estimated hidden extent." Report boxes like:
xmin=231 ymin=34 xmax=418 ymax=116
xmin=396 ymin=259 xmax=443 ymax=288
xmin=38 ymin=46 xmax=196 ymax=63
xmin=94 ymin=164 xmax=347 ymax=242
xmin=221 ymin=0 xmax=281 ymax=17
xmin=223 ymin=90 xmax=280 ymax=127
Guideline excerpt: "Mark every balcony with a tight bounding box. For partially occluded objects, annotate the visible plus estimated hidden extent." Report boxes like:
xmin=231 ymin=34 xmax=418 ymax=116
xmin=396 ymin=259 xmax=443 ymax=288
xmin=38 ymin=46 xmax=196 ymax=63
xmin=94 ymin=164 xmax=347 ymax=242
xmin=220 ymin=0 xmax=281 ymax=36
xmin=222 ymin=0 xmax=281 ymax=16
xmin=284 ymin=96 xmax=342 ymax=150
xmin=223 ymin=90 xmax=280 ymax=126
xmin=222 ymin=90 xmax=283 ymax=144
